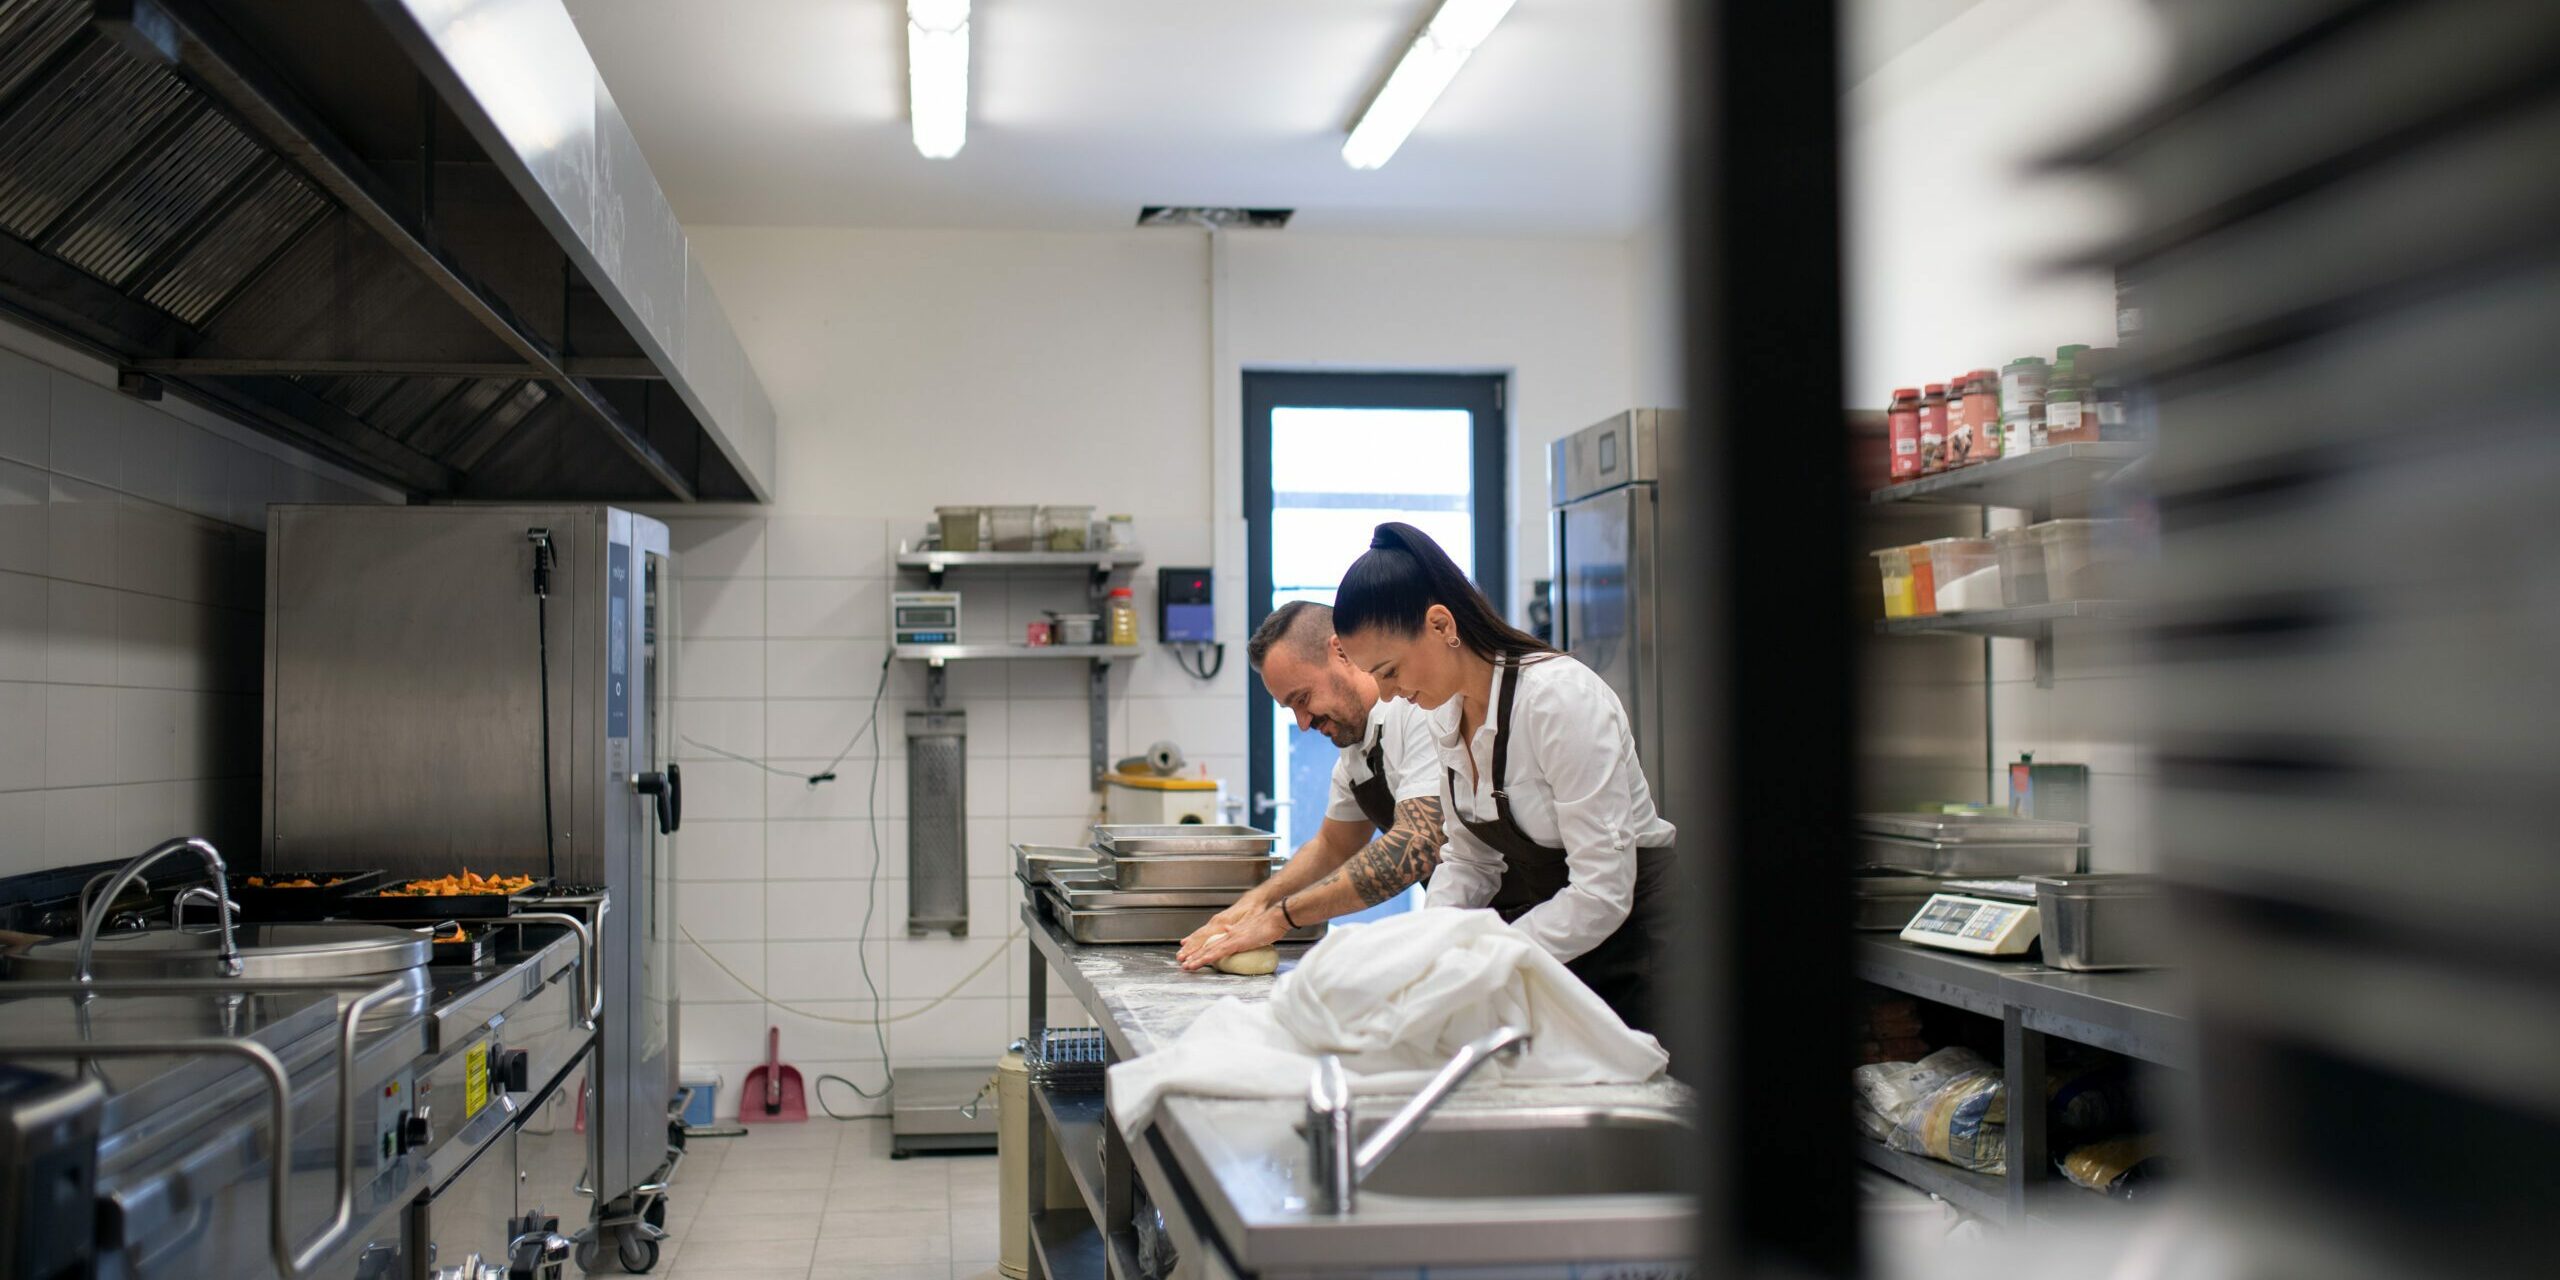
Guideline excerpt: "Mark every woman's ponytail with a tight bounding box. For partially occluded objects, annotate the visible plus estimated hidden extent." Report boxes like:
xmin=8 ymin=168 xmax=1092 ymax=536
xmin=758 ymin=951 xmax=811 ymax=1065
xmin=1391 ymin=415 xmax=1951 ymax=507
xmin=1334 ymin=522 xmax=1554 ymax=662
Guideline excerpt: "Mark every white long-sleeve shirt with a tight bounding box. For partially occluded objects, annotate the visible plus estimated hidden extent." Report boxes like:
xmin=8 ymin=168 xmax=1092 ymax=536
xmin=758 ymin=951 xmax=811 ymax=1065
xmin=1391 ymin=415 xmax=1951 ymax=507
xmin=1323 ymin=697 xmax=1441 ymax=823
xmin=1423 ymin=654 xmax=1676 ymax=963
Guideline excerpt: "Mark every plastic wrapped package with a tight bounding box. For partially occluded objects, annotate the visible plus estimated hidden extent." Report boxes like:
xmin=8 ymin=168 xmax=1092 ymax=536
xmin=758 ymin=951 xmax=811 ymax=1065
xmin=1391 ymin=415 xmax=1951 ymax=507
xmin=1853 ymin=1062 xmax=1936 ymax=1141
xmin=2060 ymin=1135 xmax=2169 ymax=1198
xmin=1890 ymin=1058 xmax=2007 ymax=1174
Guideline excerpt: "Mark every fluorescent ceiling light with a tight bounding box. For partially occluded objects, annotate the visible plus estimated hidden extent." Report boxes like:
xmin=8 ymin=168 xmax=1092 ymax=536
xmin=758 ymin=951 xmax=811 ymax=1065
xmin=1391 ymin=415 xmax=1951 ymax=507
xmin=907 ymin=0 xmax=970 ymax=159
xmin=1342 ymin=0 xmax=1517 ymax=170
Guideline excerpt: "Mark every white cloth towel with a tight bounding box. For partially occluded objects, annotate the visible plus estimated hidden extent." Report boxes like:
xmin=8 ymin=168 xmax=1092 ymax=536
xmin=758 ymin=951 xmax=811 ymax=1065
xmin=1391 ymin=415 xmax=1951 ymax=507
xmin=1106 ymin=907 xmax=1669 ymax=1131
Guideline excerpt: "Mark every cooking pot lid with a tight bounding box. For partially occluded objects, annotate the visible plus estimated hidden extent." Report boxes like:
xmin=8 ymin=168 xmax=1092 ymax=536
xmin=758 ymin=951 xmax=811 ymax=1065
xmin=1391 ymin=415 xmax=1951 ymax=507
xmin=6 ymin=923 xmax=431 ymax=979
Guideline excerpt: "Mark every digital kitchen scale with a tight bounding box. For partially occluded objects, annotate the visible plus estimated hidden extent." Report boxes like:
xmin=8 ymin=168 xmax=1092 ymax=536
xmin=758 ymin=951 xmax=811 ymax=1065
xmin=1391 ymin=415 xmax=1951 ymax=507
xmin=891 ymin=590 xmax=961 ymax=644
xmin=1900 ymin=892 xmax=2041 ymax=956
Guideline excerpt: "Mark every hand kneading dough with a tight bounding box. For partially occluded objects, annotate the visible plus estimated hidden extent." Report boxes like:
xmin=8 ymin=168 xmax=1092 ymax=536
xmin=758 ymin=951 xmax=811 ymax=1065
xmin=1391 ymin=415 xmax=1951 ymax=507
xmin=1213 ymin=946 xmax=1279 ymax=976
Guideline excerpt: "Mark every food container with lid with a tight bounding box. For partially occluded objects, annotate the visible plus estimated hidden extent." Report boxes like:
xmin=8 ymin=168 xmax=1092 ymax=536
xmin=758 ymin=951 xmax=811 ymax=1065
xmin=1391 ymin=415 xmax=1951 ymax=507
xmin=1854 ymin=811 xmax=2089 ymax=877
xmin=1050 ymin=612 xmax=1100 ymax=645
xmin=935 ymin=505 xmax=983 ymax=552
xmin=1871 ymin=547 xmax=1917 ymax=618
xmin=1919 ymin=537 xmax=1996 ymax=612
xmin=988 ymin=504 xmax=1039 ymax=550
xmin=2032 ymin=518 xmax=2135 ymax=601
xmin=1042 ymin=505 xmax=1095 ymax=551
xmin=1991 ymin=525 xmax=2048 ymax=606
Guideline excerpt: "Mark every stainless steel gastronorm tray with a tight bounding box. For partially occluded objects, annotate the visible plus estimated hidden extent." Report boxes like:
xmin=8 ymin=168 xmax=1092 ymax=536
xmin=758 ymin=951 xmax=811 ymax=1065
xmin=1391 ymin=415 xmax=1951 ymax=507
xmin=1047 ymin=868 xmax=1240 ymax=911
xmin=1856 ymin=834 xmax=2085 ymax=877
xmin=1091 ymin=824 xmax=1282 ymax=855
xmin=1097 ymin=850 xmax=1274 ymax=890
xmin=1015 ymin=843 xmax=1102 ymax=882
xmin=2030 ymin=874 xmax=2170 ymax=971
xmin=1039 ymin=889 xmax=1323 ymax=945
xmin=1855 ymin=812 xmax=2088 ymax=844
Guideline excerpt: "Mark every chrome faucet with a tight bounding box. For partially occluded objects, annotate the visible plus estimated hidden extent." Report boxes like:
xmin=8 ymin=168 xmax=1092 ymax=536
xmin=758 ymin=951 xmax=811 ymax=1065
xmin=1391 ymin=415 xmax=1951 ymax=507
xmin=1306 ymin=1025 xmax=1530 ymax=1214
xmin=77 ymin=837 xmax=242 ymax=990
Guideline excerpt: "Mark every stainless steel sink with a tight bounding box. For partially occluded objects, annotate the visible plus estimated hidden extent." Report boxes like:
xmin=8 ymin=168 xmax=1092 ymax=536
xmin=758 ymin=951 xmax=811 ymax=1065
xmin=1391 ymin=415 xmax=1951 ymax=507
xmin=1352 ymin=1106 xmax=1690 ymax=1199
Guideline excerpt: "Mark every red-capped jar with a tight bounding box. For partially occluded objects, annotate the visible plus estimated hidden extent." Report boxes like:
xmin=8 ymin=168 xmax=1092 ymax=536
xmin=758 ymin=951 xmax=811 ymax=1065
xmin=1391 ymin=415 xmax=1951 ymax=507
xmin=1915 ymin=384 xmax=1948 ymax=480
xmin=1955 ymin=369 xmax=2000 ymax=466
xmin=1888 ymin=387 xmax=1922 ymax=480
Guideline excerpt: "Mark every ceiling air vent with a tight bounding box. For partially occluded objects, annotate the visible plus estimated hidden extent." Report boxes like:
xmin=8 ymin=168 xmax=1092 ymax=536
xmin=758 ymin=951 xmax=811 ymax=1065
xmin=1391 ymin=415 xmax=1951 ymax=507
xmin=1136 ymin=207 xmax=1293 ymax=230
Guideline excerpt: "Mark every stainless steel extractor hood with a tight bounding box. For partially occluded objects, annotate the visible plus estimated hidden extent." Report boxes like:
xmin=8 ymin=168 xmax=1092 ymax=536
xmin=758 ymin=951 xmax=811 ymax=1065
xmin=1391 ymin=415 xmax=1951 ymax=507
xmin=0 ymin=0 xmax=774 ymax=502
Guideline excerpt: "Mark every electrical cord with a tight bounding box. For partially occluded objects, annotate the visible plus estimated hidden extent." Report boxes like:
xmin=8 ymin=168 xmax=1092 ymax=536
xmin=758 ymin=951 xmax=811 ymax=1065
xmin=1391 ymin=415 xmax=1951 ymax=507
xmin=528 ymin=528 xmax=559 ymax=883
xmin=676 ymin=650 xmax=895 ymax=788
xmin=1172 ymin=641 xmax=1226 ymax=681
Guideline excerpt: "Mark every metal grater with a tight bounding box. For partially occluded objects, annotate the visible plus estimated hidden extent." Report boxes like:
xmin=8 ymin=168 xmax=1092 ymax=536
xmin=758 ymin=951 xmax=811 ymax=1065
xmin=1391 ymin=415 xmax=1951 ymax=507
xmin=906 ymin=709 xmax=968 ymax=935
xmin=1028 ymin=1027 xmax=1109 ymax=1093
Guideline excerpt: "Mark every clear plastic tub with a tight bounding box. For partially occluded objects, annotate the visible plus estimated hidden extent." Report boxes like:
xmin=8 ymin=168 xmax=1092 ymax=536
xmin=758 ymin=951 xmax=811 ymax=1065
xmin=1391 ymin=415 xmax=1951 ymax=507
xmin=2032 ymin=519 xmax=2134 ymax=601
xmin=1902 ymin=543 xmax=1938 ymax=617
xmin=935 ymin=505 xmax=982 ymax=552
xmin=1991 ymin=525 xmax=2046 ymax=606
xmin=1871 ymin=547 xmax=1917 ymax=618
xmin=1041 ymin=505 xmax=1094 ymax=551
xmin=1918 ymin=538 xmax=1995 ymax=612
xmin=988 ymin=504 xmax=1039 ymax=550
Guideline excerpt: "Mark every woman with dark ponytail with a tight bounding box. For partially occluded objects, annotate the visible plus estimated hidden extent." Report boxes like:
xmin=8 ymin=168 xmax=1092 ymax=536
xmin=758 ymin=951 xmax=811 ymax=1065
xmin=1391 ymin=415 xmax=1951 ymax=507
xmin=1334 ymin=522 xmax=1677 ymax=1038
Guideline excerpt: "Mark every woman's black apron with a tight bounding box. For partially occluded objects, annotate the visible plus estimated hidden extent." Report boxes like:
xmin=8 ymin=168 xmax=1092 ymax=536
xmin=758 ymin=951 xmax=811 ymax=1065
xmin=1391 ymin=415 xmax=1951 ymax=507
xmin=1445 ymin=658 xmax=1675 ymax=1037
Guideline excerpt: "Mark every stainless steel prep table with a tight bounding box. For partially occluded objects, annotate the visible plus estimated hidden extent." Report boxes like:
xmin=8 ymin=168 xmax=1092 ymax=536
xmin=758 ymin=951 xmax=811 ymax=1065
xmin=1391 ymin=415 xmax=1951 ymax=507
xmin=1019 ymin=895 xmax=1695 ymax=1280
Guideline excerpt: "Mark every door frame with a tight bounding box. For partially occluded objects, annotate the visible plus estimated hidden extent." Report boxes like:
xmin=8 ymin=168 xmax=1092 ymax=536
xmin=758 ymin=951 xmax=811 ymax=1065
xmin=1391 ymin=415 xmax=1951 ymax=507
xmin=1240 ymin=370 xmax=1509 ymax=831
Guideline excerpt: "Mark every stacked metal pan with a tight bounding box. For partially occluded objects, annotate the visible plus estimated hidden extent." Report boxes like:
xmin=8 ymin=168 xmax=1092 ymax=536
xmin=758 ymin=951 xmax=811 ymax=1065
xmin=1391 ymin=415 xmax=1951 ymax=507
xmin=1016 ymin=826 xmax=1325 ymax=944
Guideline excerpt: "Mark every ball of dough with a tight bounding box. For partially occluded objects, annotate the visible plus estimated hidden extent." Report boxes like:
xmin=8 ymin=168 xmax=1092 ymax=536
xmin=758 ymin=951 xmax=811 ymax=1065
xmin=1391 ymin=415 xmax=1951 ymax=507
xmin=1213 ymin=946 xmax=1279 ymax=976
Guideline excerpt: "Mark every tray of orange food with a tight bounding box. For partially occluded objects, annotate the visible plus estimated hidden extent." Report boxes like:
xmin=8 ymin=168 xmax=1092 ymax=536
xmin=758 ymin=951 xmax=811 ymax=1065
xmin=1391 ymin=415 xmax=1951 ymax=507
xmin=345 ymin=869 xmax=551 ymax=919
xmin=227 ymin=869 xmax=385 ymax=921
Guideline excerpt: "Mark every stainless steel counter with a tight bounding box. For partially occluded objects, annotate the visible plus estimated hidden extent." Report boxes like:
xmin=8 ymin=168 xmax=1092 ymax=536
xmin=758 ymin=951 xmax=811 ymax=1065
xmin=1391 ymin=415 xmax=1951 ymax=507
xmin=1023 ymin=899 xmax=1696 ymax=1276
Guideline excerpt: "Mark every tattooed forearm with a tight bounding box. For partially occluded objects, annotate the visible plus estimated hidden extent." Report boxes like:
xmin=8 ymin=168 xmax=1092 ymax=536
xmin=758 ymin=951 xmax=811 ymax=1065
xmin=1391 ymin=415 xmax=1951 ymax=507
xmin=1336 ymin=797 xmax=1445 ymax=906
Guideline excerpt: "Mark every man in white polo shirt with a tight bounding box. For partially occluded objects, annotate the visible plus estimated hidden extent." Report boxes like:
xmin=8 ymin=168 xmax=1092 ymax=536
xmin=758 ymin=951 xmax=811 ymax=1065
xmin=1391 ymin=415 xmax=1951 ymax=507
xmin=1176 ymin=601 xmax=1443 ymax=971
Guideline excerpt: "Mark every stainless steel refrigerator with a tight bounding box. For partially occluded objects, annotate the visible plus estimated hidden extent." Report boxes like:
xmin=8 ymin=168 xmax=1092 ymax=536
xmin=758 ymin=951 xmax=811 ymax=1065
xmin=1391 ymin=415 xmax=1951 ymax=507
xmin=1550 ymin=410 xmax=1673 ymax=792
xmin=261 ymin=504 xmax=680 ymax=1237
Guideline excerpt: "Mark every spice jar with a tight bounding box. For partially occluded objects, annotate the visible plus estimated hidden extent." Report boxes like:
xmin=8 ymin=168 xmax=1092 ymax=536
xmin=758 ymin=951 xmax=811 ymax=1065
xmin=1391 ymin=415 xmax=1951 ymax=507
xmin=1918 ymin=384 xmax=1946 ymax=474
xmin=1888 ymin=387 xmax=1923 ymax=481
xmin=2045 ymin=368 xmax=2097 ymax=445
xmin=1953 ymin=370 xmax=1999 ymax=467
xmin=1106 ymin=587 xmax=1139 ymax=646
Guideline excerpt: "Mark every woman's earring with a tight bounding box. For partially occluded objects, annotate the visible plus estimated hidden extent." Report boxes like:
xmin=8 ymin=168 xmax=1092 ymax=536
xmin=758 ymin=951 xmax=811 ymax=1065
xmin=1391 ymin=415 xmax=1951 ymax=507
xmin=1447 ymin=636 xmax=1458 ymax=648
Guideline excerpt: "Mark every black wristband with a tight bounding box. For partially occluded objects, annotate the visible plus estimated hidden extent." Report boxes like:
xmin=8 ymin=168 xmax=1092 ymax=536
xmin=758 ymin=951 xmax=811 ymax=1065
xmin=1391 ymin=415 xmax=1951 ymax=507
xmin=1279 ymin=895 xmax=1302 ymax=930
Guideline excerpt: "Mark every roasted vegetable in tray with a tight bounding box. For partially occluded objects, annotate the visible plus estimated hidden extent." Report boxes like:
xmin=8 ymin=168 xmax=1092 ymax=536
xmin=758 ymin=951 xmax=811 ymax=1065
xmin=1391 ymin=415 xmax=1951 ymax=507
xmin=382 ymin=870 xmax=537 ymax=897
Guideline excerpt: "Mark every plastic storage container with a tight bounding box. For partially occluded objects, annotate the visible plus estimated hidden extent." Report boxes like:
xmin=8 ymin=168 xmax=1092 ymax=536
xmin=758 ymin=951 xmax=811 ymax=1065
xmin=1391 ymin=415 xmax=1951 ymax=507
xmin=1051 ymin=612 xmax=1100 ymax=645
xmin=1990 ymin=525 xmax=2047 ymax=606
xmin=1919 ymin=537 xmax=1997 ymax=612
xmin=2033 ymin=519 xmax=2133 ymax=601
xmin=1903 ymin=543 xmax=1939 ymax=617
xmin=1106 ymin=587 xmax=1139 ymax=645
xmin=1042 ymin=505 xmax=1094 ymax=551
xmin=1872 ymin=547 xmax=1917 ymax=618
xmin=988 ymin=504 xmax=1039 ymax=551
xmin=935 ymin=505 xmax=983 ymax=552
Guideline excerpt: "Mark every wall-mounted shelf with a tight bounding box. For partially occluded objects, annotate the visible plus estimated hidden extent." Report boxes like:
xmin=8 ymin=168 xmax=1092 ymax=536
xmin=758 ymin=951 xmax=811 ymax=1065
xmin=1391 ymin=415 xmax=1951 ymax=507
xmin=1870 ymin=443 xmax=2145 ymax=516
xmin=895 ymin=546 xmax=1144 ymax=594
xmin=892 ymin=643 xmax=1138 ymax=664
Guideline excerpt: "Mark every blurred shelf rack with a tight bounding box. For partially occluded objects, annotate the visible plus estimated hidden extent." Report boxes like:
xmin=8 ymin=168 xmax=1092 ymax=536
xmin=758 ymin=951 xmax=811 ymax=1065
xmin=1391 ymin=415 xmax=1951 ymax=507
xmin=1875 ymin=600 xmax=2144 ymax=641
xmin=891 ymin=643 xmax=1138 ymax=664
xmin=1869 ymin=442 xmax=2146 ymax=518
xmin=1854 ymin=1141 xmax=2010 ymax=1222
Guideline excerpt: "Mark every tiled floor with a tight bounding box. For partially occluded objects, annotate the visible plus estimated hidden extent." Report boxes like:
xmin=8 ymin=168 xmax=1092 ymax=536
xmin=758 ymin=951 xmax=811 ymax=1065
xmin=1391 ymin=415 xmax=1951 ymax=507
xmin=644 ymin=1119 xmax=1001 ymax=1280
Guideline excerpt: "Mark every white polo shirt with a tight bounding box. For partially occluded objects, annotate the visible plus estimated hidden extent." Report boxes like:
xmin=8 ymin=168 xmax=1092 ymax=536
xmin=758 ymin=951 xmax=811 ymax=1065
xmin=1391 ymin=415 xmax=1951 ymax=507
xmin=1424 ymin=654 xmax=1677 ymax=963
xmin=1323 ymin=697 xmax=1441 ymax=825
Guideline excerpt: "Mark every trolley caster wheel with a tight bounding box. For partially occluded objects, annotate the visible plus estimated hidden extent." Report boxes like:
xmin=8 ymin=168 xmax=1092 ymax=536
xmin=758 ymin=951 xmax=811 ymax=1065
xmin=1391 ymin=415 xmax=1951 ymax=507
xmin=643 ymin=1195 xmax=667 ymax=1231
xmin=617 ymin=1234 xmax=660 ymax=1273
xmin=573 ymin=1237 xmax=602 ymax=1273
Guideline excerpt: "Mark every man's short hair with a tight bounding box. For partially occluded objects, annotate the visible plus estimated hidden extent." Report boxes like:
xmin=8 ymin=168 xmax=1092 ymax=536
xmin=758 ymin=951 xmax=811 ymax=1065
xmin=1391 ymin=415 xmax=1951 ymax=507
xmin=1247 ymin=600 xmax=1333 ymax=670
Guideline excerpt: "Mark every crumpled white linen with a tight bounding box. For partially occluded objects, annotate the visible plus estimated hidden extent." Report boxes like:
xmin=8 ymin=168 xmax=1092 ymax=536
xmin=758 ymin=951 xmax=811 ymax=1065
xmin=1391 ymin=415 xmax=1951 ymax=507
xmin=1105 ymin=907 xmax=1668 ymax=1131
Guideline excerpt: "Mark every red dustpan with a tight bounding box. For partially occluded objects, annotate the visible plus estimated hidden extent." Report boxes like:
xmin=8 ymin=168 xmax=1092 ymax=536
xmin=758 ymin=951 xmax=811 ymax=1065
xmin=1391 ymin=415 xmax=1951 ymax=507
xmin=739 ymin=1026 xmax=807 ymax=1123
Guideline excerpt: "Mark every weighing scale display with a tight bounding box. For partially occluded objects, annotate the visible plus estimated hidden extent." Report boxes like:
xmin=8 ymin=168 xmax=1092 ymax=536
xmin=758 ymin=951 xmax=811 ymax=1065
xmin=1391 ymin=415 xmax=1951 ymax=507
xmin=892 ymin=591 xmax=962 ymax=644
xmin=1901 ymin=893 xmax=2041 ymax=956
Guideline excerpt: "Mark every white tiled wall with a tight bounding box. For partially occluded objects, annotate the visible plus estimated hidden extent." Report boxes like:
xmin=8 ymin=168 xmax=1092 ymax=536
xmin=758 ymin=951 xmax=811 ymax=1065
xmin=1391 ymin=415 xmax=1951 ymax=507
xmin=662 ymin=512 xmax=1246 ymax=1118
xmin=0 ymin=330 xmax=391 ymax=877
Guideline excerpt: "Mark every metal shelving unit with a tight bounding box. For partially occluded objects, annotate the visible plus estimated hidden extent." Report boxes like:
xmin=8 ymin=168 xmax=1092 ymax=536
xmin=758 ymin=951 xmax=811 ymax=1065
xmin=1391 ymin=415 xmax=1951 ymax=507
xmin=1023 ymin=916 xmax=1143 ymax=1280
xmin=1855 ymin=936 xmax=2191 ymax=1219
xmin=1875 ymin=599 xmax=2142 ymax=641
xmin=893 ymin=547 xmax=1142 ymax=784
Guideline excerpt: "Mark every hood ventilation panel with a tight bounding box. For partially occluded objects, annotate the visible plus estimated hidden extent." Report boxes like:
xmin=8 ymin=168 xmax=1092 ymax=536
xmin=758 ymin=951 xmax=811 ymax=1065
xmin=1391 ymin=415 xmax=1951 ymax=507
xmin=0 ymin=0 xmax=775 ymax=502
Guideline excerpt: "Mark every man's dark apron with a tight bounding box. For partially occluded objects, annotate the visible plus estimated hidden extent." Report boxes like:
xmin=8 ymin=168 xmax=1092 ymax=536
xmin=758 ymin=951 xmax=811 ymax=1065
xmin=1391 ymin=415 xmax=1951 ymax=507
xmin=1348 ymin=730 xmax=1400 ymax=833
xmin=1445 ymin=658 xmax=1675 ymax=1037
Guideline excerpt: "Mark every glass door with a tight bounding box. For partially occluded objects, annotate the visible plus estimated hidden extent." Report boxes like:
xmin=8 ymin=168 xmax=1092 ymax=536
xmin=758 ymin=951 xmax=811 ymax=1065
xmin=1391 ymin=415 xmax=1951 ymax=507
xmin=1243 ymin=372 xmax=1507 ymax=923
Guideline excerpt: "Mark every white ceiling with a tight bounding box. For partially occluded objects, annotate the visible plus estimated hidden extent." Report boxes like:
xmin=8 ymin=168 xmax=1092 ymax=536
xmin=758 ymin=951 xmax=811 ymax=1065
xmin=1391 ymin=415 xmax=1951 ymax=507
xmin=562 ymin=0 xmax=1676 ymax=236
